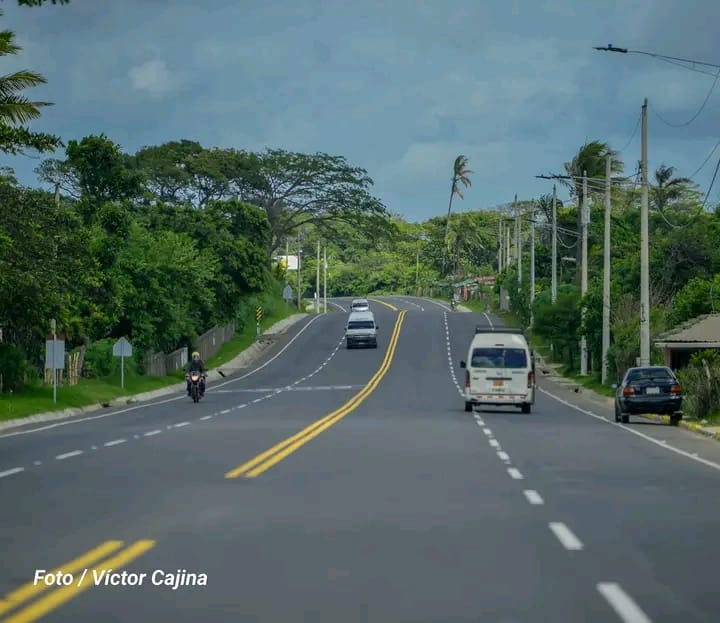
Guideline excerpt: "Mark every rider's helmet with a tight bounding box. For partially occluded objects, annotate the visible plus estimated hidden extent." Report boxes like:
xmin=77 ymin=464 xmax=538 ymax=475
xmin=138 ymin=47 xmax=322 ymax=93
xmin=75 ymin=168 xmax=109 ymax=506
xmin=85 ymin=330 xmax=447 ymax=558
xmin=192 ymin=351 xmax=200 ymax=361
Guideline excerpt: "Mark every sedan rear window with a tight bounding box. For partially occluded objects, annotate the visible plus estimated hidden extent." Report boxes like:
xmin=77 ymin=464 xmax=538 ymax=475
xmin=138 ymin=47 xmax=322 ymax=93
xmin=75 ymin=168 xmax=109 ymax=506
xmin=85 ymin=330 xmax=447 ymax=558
xmin=348 ymin=321 xmax=374 ymax=329
xmin=471 ymin=347 xmax=527 ymax=369
xmin=626 ymin=368 xmax=674 ymax=382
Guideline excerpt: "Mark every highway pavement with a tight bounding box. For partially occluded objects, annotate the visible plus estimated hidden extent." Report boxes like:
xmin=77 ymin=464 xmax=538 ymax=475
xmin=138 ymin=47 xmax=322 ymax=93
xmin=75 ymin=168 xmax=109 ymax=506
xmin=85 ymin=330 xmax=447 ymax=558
xmin=1 ymin=296 xmax=720 ymax=621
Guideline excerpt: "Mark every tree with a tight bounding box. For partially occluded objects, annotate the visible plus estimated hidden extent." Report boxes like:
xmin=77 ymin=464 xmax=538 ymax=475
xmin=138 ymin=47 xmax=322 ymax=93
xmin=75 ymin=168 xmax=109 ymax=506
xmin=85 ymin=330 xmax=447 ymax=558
xmin=240 ymin=149 xmax=390 ymax=256
xmin=442 ymin=155 xmax=472 ymax=275
xmin=0 ymin=11 xmax=61 ymax=155
xmin=550 ymin=141 xmax=624 ymax=280
xmin=37 ymin=135 xmax=145 ymax=212
xmin=13 ymin=0 xmax=70 ymax=5
xmin=651 ymin=164 xmax=692 ymax=213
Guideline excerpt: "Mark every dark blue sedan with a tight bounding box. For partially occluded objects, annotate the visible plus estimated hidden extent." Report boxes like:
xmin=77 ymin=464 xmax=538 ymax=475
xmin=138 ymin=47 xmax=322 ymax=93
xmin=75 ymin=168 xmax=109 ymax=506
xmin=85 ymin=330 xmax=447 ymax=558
xmin=613 ymin=366 xmax=683 ymax=425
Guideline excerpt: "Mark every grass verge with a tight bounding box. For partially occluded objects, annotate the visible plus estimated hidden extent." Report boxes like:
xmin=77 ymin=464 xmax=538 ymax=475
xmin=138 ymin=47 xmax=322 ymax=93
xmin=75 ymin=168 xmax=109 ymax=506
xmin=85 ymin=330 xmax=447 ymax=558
xmin=0 ymin=292 xmax=305 ymax=423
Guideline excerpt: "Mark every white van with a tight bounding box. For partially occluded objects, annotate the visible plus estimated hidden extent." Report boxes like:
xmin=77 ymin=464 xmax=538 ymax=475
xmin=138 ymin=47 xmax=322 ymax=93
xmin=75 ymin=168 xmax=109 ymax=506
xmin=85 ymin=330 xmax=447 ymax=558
xmin=460 ymin=327 xmax=535 ymax=413
xmin=345 ymin=311 xmax=378 ymax=348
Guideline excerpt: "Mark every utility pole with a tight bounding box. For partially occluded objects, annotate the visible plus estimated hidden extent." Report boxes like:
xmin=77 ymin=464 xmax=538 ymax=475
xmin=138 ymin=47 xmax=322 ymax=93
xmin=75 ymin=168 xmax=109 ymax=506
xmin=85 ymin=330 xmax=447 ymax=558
xmin=296 ymin=234 xmax=302 ymax=311
xmin=498 ymin=219 xmax=503 ymax=273
xmin=530 ymin=215 xmax=535 ymax=327
xmin=640 ymin=98 xmax=650 ymax=366
xmin=323 ymin=246 xmax=328 ymax=314
xmin=316 ymin=240 xmax=321 ymax=314
xmin=580 ymin=170 xmax=589 ymax=376
xmin=506 ymin=223 xmax=511 ymax=268
xmin=515 ymin=194 xmax=522 ymax=283
xmin=551 ymin=184 xmax=558 ymax=304
xmin=602 ymin=154 xmax=612 ymax=384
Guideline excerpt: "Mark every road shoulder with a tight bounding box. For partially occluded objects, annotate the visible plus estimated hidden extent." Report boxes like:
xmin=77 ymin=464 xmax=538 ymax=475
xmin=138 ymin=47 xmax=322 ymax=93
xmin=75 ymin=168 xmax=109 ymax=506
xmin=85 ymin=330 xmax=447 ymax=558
xmin=535 ymin=354 xmax=720 ymax=442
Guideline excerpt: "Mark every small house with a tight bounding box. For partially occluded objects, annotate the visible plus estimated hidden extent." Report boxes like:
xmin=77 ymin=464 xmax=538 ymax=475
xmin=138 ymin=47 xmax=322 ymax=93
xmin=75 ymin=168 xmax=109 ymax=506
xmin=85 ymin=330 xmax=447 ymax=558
xmin=654 ymin=314 xmax=720 ymax=369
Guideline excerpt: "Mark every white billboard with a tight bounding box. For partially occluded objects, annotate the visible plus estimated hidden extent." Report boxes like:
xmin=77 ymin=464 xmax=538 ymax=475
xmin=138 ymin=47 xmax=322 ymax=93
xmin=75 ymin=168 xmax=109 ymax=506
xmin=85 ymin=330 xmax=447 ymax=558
xmin=275 ymin=255 xmax=299 ymax=270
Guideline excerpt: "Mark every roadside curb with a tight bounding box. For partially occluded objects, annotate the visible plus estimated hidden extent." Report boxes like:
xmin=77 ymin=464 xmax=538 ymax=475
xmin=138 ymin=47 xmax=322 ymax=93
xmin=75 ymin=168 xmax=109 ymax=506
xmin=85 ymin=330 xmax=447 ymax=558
xmin=0 ymin=313 xmax=309 ymax=432
xmin=535 ymin=353 xmax=720 ymax=443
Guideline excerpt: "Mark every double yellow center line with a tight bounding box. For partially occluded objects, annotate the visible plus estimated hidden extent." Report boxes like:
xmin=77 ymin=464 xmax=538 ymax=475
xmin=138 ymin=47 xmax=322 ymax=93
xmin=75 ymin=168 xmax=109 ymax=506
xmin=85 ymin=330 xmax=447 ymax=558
xmin=0 ymin=539 xmax=155 ymax=623
xmin=225 ymin=310 xmax=407 ymax=478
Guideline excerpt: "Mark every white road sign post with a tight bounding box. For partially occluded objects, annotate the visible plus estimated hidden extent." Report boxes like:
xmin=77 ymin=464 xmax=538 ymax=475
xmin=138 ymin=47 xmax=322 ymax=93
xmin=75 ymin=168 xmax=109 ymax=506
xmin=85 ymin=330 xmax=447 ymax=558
xmin=112 ymin=337 xmax=133 ymax=389
xmin=45 ymin=319 xmax=65 ymax=404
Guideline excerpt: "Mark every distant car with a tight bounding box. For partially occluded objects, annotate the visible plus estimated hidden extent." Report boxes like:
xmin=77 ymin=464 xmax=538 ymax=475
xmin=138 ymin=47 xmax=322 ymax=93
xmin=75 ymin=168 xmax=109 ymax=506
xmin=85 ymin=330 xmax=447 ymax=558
xmin=613 ymin=366 xmax=683 ymax=425
xmin=350 ymin=298 xmax=370 ymax=313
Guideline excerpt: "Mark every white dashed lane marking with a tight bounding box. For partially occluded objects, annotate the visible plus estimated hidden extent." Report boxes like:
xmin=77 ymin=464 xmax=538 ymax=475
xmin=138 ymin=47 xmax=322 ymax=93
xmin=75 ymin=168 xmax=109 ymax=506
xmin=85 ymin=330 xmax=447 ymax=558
xmin=497 ymin=451 xmax=510 ymax=461
xmin=56 ymin=450 xmax=83 ymax=460
xmin=489 ymin=439 xmax=500 ymax=448
xmin=596 ymin=583 xmax=652 ymax=623
xmin=0 ymin=334 xmax=348 ymax=479
xmin=507 ymin=467 xmax=524 ymax=480
xmin=0 ymin=467 xmax=24 ymax=478
xmin=104 ymin=439 xmax=126 ymax=447
xmin=549 ymin=522 xmax=584 ymax=551
xmin=523 ymin=490 xmax=544 ymax=505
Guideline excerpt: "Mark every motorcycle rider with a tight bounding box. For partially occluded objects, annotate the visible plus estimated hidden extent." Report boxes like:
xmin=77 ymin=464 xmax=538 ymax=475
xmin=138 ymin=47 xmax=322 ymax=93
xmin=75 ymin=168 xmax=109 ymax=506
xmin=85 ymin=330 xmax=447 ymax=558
xmin=186 ymin=351 xmax=206 ymax=397
xmin=450 ymin=292 xmax=457 ymax=310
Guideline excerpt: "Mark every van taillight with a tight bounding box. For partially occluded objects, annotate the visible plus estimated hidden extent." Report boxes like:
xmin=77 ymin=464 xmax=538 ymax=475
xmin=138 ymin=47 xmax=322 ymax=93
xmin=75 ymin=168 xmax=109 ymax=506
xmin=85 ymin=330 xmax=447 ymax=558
xmin=465 ymin=370 xmax=470 ymax=390
xmin=527 ymin=371 xmax=534 ymax=388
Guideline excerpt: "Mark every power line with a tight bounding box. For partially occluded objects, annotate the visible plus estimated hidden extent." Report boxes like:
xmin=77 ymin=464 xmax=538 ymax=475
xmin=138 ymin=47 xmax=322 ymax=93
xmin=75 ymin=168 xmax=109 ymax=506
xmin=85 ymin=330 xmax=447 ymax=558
xmin=649 ymin=69 xmax=720 ymax=128
xmin=618 ymin=113 xmax=642 ymax=153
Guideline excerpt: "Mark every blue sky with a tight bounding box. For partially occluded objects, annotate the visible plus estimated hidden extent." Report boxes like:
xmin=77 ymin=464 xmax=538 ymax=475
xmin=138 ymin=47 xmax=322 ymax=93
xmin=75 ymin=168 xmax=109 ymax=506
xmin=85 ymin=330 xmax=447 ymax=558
xmin=3 ymin=0 xmax=720 ymax=222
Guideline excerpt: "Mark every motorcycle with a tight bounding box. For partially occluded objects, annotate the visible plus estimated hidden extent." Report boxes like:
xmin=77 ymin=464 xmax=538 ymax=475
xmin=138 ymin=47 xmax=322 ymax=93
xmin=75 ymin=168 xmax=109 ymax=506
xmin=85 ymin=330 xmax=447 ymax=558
xmin=186 ymin=371 xmax=206 ymax=403
xmin=450 ymin=299 xmax=457 ymax=311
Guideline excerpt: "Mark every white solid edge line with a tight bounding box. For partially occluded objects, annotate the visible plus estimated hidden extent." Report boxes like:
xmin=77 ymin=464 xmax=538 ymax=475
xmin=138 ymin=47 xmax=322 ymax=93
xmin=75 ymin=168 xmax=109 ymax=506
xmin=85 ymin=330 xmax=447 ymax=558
xmin=0 ymin=314 xmax=326 ymax=439
xmin=0 ymin=467 xmax=25 ymax=478
xmin=539 ymin=386 xmax=720 ymax=473
xmin=508 ymin=467 xmax=523 ymax=479
xmin=549 ymin=522 xmax=584 ymax=550
xmin=523 ymin=490 xmax=544 ymax=504
xmin=56 ymin=450 xmax=83 ymax=460
xmin=483 ymin=312 xmax=494 ymax=328
xmin=596 ymin=582 xmax=652 ymax=623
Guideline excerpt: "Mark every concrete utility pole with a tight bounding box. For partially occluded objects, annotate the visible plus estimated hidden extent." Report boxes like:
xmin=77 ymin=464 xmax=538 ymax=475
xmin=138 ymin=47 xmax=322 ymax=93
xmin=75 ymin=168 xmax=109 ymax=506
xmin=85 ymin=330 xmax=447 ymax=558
xmin=498 ymin=219 xmax=503 ymax=273
xmin=515 ymin=194 xmax=522 ymax=283
xmin=323 ymin=246 xmax=328 ymax=314
xmin=580 ymin=170 xmax=589 ymax=376
xmin=316 ymin=240 xmax=321 ymax=314
xmin=296 ymin=234 xmax=302 ymax=311
xmin=530 ymin=215 xmax=535 ymax=327
xmin=640 ymin=98 xmax=651 ymax=366
xmin=506 ymin=222 xmax=511 ymax=268
xmin=551 ymin=184 xmax=558 ymax=304
xmin=602 ymin=154 xmax=612 ymax=384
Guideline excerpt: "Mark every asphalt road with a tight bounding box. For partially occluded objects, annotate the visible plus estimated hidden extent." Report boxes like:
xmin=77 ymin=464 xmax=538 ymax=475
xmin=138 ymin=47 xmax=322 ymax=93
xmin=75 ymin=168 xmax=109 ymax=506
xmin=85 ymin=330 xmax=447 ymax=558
xmin=1 ymin=296 xmax=720 ymax=622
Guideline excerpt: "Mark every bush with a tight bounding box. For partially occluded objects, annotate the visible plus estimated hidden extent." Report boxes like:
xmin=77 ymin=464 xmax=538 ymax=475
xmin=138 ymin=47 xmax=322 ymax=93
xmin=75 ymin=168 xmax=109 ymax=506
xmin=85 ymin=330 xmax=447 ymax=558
xmin=82 ymin=338 xmax=139 ymax=379
xmin=0 ymin=343 xmax=28 ymax=393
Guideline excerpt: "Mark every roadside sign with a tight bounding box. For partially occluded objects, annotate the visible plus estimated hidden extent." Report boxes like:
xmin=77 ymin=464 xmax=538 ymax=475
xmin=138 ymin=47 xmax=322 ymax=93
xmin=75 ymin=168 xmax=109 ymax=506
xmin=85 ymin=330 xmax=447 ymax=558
xmin=112 ymin=337 xmax=132 ymax=358
xmin=283 ymin=285 xmax=293 ymax=300
xmin=113 ymin=337 xmax=133 ymax=388
xmin=45 ymin=339 xmax=66 ymax=370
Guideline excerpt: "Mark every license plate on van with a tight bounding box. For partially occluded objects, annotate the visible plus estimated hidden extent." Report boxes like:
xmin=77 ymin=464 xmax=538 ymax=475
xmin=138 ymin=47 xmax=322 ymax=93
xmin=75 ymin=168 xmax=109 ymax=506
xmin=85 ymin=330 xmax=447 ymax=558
xmin=492 ymin=380 xmax=504 ymax=387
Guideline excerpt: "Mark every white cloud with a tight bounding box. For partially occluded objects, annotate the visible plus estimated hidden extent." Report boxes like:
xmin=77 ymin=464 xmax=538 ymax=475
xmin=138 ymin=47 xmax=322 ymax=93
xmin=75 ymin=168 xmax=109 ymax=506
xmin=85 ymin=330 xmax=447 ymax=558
xmin=128 ymin=59 xmax=179 ymax=96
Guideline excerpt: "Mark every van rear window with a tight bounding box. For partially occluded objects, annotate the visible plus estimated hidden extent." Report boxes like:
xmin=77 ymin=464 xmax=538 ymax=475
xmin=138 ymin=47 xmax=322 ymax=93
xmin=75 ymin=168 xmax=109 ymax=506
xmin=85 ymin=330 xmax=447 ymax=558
xmin=348 ymin=321 xmax=374 ymax=329
xmin=471 ymin=347 xmax=527 ymax=369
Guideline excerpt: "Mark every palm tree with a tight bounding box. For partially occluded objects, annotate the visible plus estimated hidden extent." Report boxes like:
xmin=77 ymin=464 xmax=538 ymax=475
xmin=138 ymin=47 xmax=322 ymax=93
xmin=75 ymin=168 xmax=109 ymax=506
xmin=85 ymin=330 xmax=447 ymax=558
xmin=554 ymin=141 xmax=624 ymax=280
xmin=0 ymin=17 xmax=53 ymax=126
xmin=442 ymin=155 xmax=472 ymax=276
xmin=651 ymin=164 xmax=692 ymax=213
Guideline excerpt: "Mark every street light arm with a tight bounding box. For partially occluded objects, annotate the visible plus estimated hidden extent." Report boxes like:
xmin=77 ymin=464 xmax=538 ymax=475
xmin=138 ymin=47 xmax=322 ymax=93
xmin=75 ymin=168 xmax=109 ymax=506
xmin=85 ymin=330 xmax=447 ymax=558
xmin=593 ymin=44 xmax=720 ymax=70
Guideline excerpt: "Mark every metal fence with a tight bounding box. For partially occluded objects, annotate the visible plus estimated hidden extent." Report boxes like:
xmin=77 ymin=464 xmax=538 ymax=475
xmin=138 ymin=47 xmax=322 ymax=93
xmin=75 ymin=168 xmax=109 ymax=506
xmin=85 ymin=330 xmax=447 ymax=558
xmin=142 ymin=321 xmax=236 ymax=377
